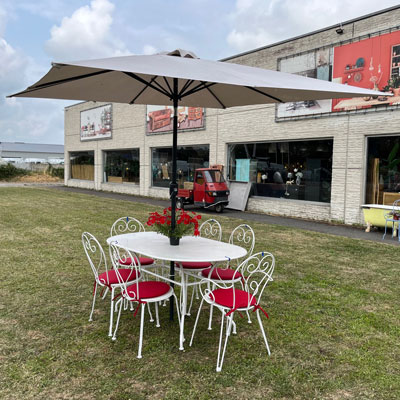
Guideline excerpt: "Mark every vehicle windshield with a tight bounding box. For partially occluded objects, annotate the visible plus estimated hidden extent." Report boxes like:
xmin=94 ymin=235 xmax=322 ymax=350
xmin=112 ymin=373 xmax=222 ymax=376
xmin=204 ymin=170 xmax=225 ymax=183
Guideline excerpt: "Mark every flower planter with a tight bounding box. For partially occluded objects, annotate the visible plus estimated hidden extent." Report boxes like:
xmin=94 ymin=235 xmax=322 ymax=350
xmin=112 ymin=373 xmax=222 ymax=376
xmin=169 ymin=236 xmax=180 ymax=246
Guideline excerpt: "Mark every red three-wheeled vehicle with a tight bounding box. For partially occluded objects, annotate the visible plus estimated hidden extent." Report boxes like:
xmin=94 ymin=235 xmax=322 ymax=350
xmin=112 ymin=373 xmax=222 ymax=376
xmin=176 ymin=167 xmax=230 ymax=213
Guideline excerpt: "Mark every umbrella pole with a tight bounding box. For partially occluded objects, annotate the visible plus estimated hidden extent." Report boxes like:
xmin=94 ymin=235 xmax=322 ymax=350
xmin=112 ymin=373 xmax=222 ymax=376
xmin=169 ymin=77 xmax=179 ymax=320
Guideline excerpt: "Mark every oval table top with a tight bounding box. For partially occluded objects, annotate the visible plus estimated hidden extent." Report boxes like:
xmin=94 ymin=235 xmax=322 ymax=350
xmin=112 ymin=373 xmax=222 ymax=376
xmin=107 ymin=231 xmax=247 ymax=263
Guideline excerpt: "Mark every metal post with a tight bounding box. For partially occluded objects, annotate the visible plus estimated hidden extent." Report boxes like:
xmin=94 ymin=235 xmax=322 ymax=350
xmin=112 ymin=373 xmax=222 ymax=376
xmin=169 ymin=77 xmax=179 ymax=320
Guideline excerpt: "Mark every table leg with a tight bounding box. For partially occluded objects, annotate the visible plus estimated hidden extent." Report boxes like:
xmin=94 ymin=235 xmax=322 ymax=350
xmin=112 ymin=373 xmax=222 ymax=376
xmin=179 ymin=270 xmax=187 ymax=351
xmin=169 ymin=261 xmax=175 ymax=321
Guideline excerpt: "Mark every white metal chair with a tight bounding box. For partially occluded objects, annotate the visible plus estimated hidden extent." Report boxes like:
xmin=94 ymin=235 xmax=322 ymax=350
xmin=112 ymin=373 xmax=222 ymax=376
xmin=110 ymin=216 xmax=156 ymax=268
xmin=190 ymin=251 xmax=275 ymax=372
xmin=201 ymin=224 xmax=255 ymax=329
xmin=382 ymin=199 xmax=400 ymax=242
xmin=109 ymin=242 xmax=181 ymax=358
xmin=82 ymin=232 xmax=140 ymax=337
xmin=175 ymin=218 xmax=222 ymax=315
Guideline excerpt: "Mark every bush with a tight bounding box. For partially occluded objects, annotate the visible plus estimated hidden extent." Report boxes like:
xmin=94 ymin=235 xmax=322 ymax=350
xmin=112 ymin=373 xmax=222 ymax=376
xmin=0 ymin=163 xmax=29 ymax=180
xmin=48 ymin=164 xmax=64 ymax=179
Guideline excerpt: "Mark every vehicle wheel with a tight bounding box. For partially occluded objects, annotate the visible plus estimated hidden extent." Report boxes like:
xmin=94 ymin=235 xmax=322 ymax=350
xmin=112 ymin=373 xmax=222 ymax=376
xmin=215 ymin=204 xmax=224 ymax=213
xmin=176 ymin=198 xmax=184 ymax=210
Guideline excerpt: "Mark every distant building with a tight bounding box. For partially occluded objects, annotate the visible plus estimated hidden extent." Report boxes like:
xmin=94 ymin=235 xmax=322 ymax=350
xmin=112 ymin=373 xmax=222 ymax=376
xmin=0 ymin=142 xmax=64 ymax=164
xmin=64 ymin=6 xmax=400 ymax=225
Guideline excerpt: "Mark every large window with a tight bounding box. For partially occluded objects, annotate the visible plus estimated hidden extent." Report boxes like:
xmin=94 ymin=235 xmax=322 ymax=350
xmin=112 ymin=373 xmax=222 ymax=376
xmin=104 ymin=149 xmax=139 ymax=184
xmin=70 ymin=151 xmax=94 ymax=180
xmin=366 ymin=136 xmax=400 ymax=205
xmin=152 ymin=145 xmax=209 ymax=188
xmin=228 ymin=140 xmax=333 ymax=203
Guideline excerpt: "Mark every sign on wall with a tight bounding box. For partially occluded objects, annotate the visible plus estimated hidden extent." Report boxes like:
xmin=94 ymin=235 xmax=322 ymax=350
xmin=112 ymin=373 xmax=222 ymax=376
xmin=277 ymin=49 xmax=332 ymax=118
xmin=146 ymin=105 xmax=205 ymax=134
xmin=80 ymin=104 xmax=112 ymax=141
xmin=332 ymin=30 xmax=400 ymax=112
xmin=277 ymin=29 xmax=400 ymax=118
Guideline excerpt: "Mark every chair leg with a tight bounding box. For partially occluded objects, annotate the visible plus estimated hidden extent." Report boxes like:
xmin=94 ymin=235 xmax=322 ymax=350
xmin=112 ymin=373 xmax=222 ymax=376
xmin=256 ymin=309 xmax=271 ymax=356
xmin=187 ymin=279 xmax=196 ymax=316
xmin=216 ymin=313 xmax=234 ymax=372
xmin=232 ymin=319 xmax=237 ymax=335
xmin=108 ymin=287 xmax=115 ymax=337
xmin=147 ymin=303 xmax=154 ymax=322
xmin=383 ymin=222 xmax=388 ymax=240
xmin=179 ymin=270 xmax=187 ymax=350
xmin=101 ymin=287 xmax=109 ymax=299
xmin=155 ymin=302 xmax=160 ymax=327
xmin=216 ymin=310 xmax=225 ymax=371
xmin=246 ymin=311 xmax=252 ymax=324
xmin=208 ymin=305 xmax=214 ymax=330
xmin=89 ymin=281 xmax=98 ymax=322
xmin=172 ymin=293 xmax=181 ymax=326
xmin=111 ymin=298 xmax=123 ymax=341
xmin=189 ymin=298 xmax=204 ymax=347
xmin=137 ymin=303 xmax=146 ymax=359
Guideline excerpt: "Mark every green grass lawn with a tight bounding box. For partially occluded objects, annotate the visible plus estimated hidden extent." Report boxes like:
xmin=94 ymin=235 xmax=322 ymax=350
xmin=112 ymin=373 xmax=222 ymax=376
xmin=0 ymin=187 xmax=399 ymax=399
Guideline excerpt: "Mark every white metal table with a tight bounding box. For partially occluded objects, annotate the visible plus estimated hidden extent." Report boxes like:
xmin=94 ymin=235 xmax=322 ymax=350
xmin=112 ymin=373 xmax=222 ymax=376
xmin=107 ymin=231 xmax=247 ymax=350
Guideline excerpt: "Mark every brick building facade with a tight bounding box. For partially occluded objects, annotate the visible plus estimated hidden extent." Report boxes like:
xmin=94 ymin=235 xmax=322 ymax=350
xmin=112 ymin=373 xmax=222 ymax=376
xmin=64 ymin=6 xmax=400 ymax=225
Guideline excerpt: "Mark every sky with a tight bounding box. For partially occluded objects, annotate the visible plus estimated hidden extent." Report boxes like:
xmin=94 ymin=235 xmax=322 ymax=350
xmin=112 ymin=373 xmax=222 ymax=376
xmin=1 ymin=0 xmax=400 ymax=145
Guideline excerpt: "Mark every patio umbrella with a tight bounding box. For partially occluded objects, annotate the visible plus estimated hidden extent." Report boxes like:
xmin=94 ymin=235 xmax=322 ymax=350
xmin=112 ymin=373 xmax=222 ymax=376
xmin=9 ymin=48 xmax=388 ymax=321
xmin=8 ymin=48 xmax=387 ymax=238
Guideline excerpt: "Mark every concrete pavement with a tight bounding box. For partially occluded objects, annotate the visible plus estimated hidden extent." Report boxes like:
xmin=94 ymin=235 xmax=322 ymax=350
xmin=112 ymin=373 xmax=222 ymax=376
xmin=47 ymin=185 xmax=399 ymax=246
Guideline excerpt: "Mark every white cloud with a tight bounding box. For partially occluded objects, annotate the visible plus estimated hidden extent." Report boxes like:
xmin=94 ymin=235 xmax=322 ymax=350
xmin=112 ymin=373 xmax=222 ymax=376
xmin=0 ymin=38 xmax=26 ymax=81
xmin=0 ymin=23 xmax=66 ymax=144
xmin=143 ymin=44 xmax=157 ymax=55
xmin=45 ymin=0 xmax=128 ymax=61
xmin=227 ymin=0 xmax=400 ymax=53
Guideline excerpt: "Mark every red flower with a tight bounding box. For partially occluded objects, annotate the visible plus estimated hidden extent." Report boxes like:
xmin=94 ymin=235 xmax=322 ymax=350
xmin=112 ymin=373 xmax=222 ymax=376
xmin=194 ymin=229 xmax=200 ymax=236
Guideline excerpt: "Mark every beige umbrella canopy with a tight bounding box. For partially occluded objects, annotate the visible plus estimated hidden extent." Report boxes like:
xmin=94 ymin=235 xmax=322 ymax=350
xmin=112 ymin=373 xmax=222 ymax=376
xmin=10 ymin=48 xmax=387 ymax=320
xmin=8 ymin=48 xmax=387 ymax=233
xmin=10 ymin=48 xmax=384 ymax=107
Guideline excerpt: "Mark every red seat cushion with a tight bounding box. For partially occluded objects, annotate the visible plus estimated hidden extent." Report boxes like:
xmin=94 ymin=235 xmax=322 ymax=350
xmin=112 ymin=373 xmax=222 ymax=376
xmin=176 ymin=261 xmax=212 ymax=269
xmin=210 ymin=288 xmax=256 ymax=309
xmin=201 ymin=267 xmax=242 ymax=280
xmin=118 ymin=256 xmax=155 ymax=266
xmin=98 ymin=269 xmax=139 ymax=286
xmin=124 ymin=281 xmax=170 ymax=300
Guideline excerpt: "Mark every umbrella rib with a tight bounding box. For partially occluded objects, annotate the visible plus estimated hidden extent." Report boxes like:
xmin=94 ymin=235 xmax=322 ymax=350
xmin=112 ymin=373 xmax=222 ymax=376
xmin=129 ymin=76 xmax=158 ymax=104
xmin=184 ymin=82 xmax=226 ymax=109
xmin=163 ymin=77 xmax=173 ymax=95
xmin=179 ymin=80 xmax=195 ymax=97
xmin=206 ymin=86 xmax=226 ymax=109
xmin=245 ymin=86 xmax=284 ymax=103
xmin=181 ymin=81 xmax=217 ymax=97
xmin=12 ymin=70 xmax=111 ymax=95
xmin=123 ymin=72 xmax=171 ymax=98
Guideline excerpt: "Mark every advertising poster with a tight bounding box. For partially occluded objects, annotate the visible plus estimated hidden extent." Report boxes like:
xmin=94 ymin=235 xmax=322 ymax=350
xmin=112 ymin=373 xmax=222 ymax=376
xmin=80 ymin=104 xmax=112 ymax=141
xmin=277 ymin=49 xmax=332 ymax=118
xmin=146 ymin=105 xmax=204 ymax=134
xmin=332 ymin=30 xmax=400 ymax=112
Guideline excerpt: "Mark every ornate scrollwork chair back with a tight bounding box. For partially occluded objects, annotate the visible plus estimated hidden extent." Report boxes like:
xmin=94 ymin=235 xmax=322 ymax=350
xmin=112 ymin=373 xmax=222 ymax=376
xmin=108 ymin=241 xmax=141 ymax=301
xmin=82 ymin=231 xmax=108 ymax=285
xmin=110 ymin=216 xmax=145 ymax=237
xmin=199 ymin=218 xmax=222 ymax=241
xmin=229 ymin=224 xmax=255 ymax=264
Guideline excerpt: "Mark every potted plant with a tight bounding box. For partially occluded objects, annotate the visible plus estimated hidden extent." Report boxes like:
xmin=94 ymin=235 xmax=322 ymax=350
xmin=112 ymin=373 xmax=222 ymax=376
xmin=383 ymin=76 xmax=400 ymax=96
xmin=146 ymin=207 xmax=201 ymax=245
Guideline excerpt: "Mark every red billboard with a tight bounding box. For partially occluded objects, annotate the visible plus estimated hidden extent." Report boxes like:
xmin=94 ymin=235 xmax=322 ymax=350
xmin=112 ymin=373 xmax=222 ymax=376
xmin=332 ymin=30 xmax=400 ymax=111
